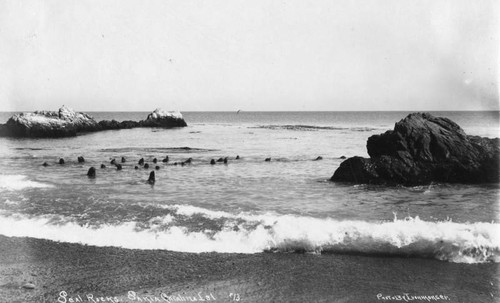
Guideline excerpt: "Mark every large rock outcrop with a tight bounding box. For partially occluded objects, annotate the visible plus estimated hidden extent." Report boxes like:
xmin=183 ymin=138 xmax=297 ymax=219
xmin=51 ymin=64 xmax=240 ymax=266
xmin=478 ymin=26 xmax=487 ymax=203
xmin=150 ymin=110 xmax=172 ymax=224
xmin=331 ymin=113 xmax=499 ymax=185
xmin=0 ymin=106 xmax=187 ymax=138
xmin=1 ymin=106 xmax=99 ymax=137
xmin=141 ymin=108 xmax=187 ymax=128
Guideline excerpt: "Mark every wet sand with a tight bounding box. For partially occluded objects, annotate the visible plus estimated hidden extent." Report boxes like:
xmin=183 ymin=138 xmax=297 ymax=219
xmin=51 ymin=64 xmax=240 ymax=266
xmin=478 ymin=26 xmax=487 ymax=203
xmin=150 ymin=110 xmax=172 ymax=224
xmin=0 ymin=235 xmax=497 ymax=303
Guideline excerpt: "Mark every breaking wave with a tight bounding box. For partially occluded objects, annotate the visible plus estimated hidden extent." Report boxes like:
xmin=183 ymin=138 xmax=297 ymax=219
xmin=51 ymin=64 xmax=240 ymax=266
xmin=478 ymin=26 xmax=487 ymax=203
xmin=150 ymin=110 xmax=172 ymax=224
xmin=0 ymin=206 xmax=498 ymax=264
xmin=0 ymin=175 xmax=54 ymax=191
xmin=250 ymin=125 xmax=378 ymax=132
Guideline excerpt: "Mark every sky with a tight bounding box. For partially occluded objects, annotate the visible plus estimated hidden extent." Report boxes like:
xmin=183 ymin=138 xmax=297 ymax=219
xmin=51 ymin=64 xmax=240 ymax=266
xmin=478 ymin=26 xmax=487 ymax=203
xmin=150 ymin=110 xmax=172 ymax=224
xmin=0 ymin=0 xmax=498 ymax=111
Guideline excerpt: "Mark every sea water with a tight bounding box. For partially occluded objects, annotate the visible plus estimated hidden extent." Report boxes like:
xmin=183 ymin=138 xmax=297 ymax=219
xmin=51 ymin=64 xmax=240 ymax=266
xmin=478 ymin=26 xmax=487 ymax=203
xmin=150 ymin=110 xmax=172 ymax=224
xmin=0 ymin=111 xmax=498 ymax=264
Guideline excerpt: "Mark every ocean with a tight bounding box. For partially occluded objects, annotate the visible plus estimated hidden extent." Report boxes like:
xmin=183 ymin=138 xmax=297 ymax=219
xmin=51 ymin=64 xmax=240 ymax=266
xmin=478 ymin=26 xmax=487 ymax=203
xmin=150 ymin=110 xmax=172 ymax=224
xmin=0 ymin=111 xmax=498 ymax=302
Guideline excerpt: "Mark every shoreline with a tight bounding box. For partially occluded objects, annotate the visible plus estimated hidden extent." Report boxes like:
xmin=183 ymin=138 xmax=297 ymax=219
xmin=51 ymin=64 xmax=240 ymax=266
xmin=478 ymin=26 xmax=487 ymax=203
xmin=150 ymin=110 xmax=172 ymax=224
xmin=0 ymin=235 xmax=497 ymax=302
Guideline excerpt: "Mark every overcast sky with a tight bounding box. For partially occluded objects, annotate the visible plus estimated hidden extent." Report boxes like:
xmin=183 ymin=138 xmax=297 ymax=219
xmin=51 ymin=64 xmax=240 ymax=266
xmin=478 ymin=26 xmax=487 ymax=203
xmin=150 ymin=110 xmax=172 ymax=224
xmin=0 ymin=0 xmax=498 ymax=111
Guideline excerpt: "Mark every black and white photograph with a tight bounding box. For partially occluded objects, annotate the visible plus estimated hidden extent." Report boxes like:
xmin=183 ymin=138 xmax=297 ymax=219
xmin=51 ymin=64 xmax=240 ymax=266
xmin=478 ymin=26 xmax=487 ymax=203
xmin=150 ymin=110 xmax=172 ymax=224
xmin=0 ymin=1 xmax=498 ymax=302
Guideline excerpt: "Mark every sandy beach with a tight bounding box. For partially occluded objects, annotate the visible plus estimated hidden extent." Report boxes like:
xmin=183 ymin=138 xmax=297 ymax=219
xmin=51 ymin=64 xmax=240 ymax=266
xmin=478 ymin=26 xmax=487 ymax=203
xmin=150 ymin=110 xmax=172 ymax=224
xmin=0 ymin=235 xmax=497 ymax=303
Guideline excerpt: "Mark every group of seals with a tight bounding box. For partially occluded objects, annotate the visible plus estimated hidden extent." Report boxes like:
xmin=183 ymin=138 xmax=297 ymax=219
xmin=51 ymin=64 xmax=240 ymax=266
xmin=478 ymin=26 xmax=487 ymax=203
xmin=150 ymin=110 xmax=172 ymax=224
xmin=210 ymin=157 xmax=229 ymax=165
xmin=45 ymin=153 xmax=341 ymax=186
xmin=45 ymin=154 xmax=335 ymax=169
xmin=210 ymin=155 xmax=241 ymax=165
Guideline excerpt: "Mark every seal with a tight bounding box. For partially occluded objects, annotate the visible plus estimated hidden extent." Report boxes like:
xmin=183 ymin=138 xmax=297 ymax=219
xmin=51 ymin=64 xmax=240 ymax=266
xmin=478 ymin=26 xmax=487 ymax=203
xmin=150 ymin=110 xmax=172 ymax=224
xmin=115 ymin=163 xmax=122 ymax=170
xmin=121 ymin=157 xmax=126 ymax=163
xmin=78 ymin=156 xmax=85 ymax=163
xmin=87 ymin=167 xmax=96 ymax=178
xmin=162 ymin=156 xmax=169 ymax=163
xmin=148 ymin=171 xmax=155 ymax=184
xmin=210 ymin=159 xmax=216 ymax=165
xmin=144 ymin=163 xmax=149 ymax=169
xmin=100 ymin=164 xmax=106 ymax=169
xmin=265 ymin=158 xmax=271 ymax=162
xmin=59 ymin=158 xmax=65 ymax=165
xmin=138 ymin=158 xmax=144 ymax=165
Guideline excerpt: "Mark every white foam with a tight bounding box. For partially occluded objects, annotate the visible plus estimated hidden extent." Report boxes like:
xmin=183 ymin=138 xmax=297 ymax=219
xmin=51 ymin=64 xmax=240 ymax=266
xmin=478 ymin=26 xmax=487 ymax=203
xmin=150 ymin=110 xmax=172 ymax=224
xmin=0 ymin=175 xmax=54 ymax=191
xmin=0 ymin=211 xmax=498 ymax=263
xmin=148 ymin=108 xmax=183 ymax=120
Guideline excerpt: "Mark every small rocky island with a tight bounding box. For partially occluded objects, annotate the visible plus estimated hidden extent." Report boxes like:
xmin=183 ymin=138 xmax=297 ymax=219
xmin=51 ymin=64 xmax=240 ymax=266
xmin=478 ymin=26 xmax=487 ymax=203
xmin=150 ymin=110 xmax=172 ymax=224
xmin=331 ymin=113 xmax=499 ymax=185
xmin=0 ymin=106 xmax=187 ymax=138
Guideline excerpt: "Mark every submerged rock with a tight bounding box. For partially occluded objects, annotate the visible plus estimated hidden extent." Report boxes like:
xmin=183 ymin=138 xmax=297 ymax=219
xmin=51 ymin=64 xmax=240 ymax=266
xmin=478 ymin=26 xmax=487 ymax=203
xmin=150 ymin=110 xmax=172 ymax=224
xmin=22 ymin=283 xmax=36 ymax=290
xmin=331 ymin=113 xmax=499 ymax=185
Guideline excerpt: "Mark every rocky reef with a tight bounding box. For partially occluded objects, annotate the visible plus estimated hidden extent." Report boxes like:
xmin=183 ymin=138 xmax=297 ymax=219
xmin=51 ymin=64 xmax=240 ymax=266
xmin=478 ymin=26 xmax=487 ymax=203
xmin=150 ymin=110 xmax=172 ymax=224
xmin=331 ymin=113 xmax=499 ymax=185
xmin=0 ymin=106 xmax=187 ymax=138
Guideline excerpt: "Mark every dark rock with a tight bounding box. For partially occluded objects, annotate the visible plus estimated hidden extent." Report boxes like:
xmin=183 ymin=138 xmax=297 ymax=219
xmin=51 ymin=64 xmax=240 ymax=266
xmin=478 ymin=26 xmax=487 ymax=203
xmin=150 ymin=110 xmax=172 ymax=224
xmin=162 ymin=156 xmax=169 ymax=163
xmin=265 ymin=158 xmax=271 ymax=162
xmin=340 ymin=156 xmax=346 ymax=159
xmin=181 ymin=162 xmax=185 ymax=166
xmin=223 ymin=157 xmax=228 ymax=164
xmin=314 ymin=156 xmax=323 ymax=161
xmin=138 ymin=158 xmax=144 ymax=165
xmin=98 ymin=119 xmax=120 ymax=130
xmin=121 ymin=157 xmax=126 ymax=163
xmin=119 ymin=120 xmax=140 ymax=129
xmin=210 ymin=159 xmax=216 ymax=165
xmin=331 ymin=113 xmax=500 ymax=185
xmin=217 ymin=158 xmax=224 ymax=162
xmin=87 ymin=167 xmax=96 ymax=178
xmin=78 ymin=156 xmax=85 ymax=163
xmin=184 ymin=158 xmax=192 ymax=164
xmin=110 ymin=159 xmax=116 ymax=165
xmin=144 ymin=163 xmax=149 ymax=169
xmin=134 ymin=166 xmax=139 ymax=169
xmin=153 ymin=158 xmax=157 ymax=163
xmin=22 ymin=283 xmax=35 ymax=290
xmin=236 ymin=155 xmax=240 ymax=160
xmin=148 ymin=171 xmax=155 ymax=184
xmin=115 ymin=164 xmax=122 ymax=170
xmin=59 ymin=158 xmax=65 ymax=165
xmin=42 ymin=162 xmax=48 ymax=167
xmin=98 ymin=119 xmax=142 ymax=130
xmin=155 ymin=165 xmax=160 ymax=170
xmin=100 ymin=164 xmax=106 ymax=169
